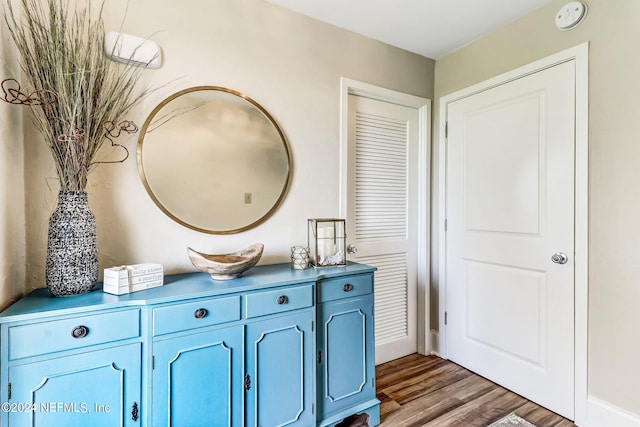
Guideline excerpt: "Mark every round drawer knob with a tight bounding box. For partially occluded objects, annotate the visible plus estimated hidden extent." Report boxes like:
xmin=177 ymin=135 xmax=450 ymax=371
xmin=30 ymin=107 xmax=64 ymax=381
xmin=343 ymin=283 xmax=354 ymax=292
xmin=276 ymin=295 xmax=288 ymax=305
xmin=194 ymin=308 xmax=208 ymax=319
xmin=71 ymin=325 xmax=89 ymax=339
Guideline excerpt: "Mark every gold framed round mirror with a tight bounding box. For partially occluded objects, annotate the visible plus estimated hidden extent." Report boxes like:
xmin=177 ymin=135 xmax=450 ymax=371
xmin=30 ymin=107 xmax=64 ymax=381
xmin=137 ymin=86 xmax=292 ymax=234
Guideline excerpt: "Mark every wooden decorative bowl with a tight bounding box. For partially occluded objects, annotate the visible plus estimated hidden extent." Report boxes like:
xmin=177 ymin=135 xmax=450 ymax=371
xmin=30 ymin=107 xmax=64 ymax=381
xmin=187 ymin=243 xmax=264 ymax=280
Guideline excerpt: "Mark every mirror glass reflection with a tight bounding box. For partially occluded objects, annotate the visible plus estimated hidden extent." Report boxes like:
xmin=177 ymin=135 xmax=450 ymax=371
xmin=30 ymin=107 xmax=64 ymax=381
xmin=138 ymin=87 xmax=291 ymax=234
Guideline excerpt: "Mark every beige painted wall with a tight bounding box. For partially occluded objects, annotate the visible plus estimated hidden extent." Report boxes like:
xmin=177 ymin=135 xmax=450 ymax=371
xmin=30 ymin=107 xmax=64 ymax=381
xmin=434 ymin=0 xmax=640 ymax=416
xmin=3 ymin=1 xmax=433 ymax=302
xmin=0 ymin=21 xmax=25 ymax=310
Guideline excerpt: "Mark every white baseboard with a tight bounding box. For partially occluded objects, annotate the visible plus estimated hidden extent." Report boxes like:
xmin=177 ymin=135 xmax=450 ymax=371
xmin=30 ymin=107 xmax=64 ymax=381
xmin=580 ymin=396 xmax=640 ymax=427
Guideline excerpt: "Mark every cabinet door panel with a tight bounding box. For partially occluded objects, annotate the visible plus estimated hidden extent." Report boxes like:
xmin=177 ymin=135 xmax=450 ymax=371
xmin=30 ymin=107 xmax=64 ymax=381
xmin=318 ymin=296 xmax=376 ymax=418
xmin=8 ymin=343 xmax=141 ymax=427
xmin=246 ymin=312 xmax=314 ymax=427
xmin=153 ymin=326 xmax=243 ymax=427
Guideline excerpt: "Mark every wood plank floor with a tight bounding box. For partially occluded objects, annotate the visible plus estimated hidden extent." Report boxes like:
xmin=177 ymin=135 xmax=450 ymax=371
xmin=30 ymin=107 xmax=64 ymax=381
xmin=376 ymin=354 xmax=577 ymax=427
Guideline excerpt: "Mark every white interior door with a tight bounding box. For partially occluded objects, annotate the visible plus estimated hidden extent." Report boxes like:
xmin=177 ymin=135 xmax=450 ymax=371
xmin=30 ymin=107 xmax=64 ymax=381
xmin=346 ymin=94 xmax=418 ymax=365
xmin=445 ymin=60 xmax=576 ymax=419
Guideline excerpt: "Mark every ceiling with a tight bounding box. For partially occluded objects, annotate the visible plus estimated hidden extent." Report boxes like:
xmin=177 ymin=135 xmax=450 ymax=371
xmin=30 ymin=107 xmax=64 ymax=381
xmin=264 ymin=0 xmax=552 ymax=59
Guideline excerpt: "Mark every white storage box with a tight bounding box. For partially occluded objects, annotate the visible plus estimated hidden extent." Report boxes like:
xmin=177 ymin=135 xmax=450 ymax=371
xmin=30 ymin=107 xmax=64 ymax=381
xmin=103 ymin=263 xmax=164 ymax=295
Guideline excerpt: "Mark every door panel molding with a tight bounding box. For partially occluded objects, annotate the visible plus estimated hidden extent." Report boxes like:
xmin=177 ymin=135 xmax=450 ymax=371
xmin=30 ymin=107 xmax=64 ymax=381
xmin=437 ymin=42 xmax=588 ymax=424
xmin=339 ymin=78 xmax=431 ymax=357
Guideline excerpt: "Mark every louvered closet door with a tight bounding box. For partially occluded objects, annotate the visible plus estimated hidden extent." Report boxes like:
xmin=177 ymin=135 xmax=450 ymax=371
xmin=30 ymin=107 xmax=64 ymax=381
xmin=347 ymin=94 xmax=418 ymax=364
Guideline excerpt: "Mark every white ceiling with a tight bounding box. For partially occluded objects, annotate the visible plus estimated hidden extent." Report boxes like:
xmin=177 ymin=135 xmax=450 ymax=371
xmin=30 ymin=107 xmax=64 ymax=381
xmin=264 ymin=0 xmax=552 ymax=59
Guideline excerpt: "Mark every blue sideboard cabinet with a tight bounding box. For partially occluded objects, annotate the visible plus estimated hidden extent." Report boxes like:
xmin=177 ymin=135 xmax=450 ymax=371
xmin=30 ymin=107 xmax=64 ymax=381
xmin=0 ymin=263 xmax=380 ymax=427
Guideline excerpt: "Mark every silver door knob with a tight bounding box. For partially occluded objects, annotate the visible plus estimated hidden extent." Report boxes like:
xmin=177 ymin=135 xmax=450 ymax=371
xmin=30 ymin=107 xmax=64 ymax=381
xmin=551 ymin=252 xmax=568 ymax=264
xmin=347 ymin=245 xmax=358 ymax=254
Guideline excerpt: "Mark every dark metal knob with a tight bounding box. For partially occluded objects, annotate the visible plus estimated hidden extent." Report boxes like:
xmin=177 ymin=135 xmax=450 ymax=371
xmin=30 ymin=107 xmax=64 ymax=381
xmin=71 ymin=325 xmax=89 ymax=339
xmin=343 ymin=283 xmax=354 ymax=292
xmin=277 ymin=295 xmax=288 ymax=305
xmin=131 ymin=402 xmax=139 ymax=421
xmin=194 ymin=308 xmax=208 ymax=319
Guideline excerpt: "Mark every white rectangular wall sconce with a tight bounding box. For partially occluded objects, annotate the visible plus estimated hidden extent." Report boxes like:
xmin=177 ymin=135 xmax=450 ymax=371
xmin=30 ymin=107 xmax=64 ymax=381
xmin=104 ymin=31 xmax=162 ymax=68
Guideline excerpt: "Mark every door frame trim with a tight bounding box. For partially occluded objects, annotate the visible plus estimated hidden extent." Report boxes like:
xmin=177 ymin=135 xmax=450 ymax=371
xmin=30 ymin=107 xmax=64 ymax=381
xmin=437 ymin=43 xmax=589 ymax=423
xmin=339 ymin=77 xmax=432 ymax=356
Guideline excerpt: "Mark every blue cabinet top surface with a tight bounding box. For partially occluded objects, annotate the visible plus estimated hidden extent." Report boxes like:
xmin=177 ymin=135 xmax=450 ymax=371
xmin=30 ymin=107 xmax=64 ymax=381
xmin=0 ymin=262 xmax=375 ymax=322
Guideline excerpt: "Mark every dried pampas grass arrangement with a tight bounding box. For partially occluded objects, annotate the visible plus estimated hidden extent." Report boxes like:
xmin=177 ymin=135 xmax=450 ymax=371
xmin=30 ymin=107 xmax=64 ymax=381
xmin=2 ymin=0 xmax=154 ymax=190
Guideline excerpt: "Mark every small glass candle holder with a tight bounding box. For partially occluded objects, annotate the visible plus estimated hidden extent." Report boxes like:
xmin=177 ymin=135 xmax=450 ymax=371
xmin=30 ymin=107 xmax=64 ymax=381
xmin=291 ymin=246 xmax=310 ymax=270
xmin=308 ymin=218 xmax=346 ymax=267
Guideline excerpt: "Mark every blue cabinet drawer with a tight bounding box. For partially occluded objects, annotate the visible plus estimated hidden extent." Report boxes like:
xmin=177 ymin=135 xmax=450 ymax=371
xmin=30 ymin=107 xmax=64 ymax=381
xmin=153 ymin=295 xmax=241 ymax=336
xmin=8 ymin=309 xmax=140 ymax=360
xmin=245 ymin=284 xmax=313 ymax=318
xmin=318 ymin=274 xmax=373 ymax=303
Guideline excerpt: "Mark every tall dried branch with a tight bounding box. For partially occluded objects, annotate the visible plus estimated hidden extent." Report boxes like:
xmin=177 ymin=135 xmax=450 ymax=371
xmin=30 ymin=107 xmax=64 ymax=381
xmin=3 ymin=0 xmax=154 ymax=190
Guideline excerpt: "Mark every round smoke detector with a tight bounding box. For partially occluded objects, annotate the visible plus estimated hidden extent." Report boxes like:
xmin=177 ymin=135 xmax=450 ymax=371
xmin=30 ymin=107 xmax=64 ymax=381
xmin=555 ymin=1 xmax=588 ymax=30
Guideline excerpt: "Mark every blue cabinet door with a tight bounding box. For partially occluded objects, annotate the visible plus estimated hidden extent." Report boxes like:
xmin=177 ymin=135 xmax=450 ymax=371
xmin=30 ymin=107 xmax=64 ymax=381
xmin=152 ymin=326 xmax=243 ymax=427
xmin=245 ymin=311 xmax=314 ymax=427
xmin=8 ymin=343 xmax=141 ymax=427
xmin=318 ymin=295 xmax=377 ymax=420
